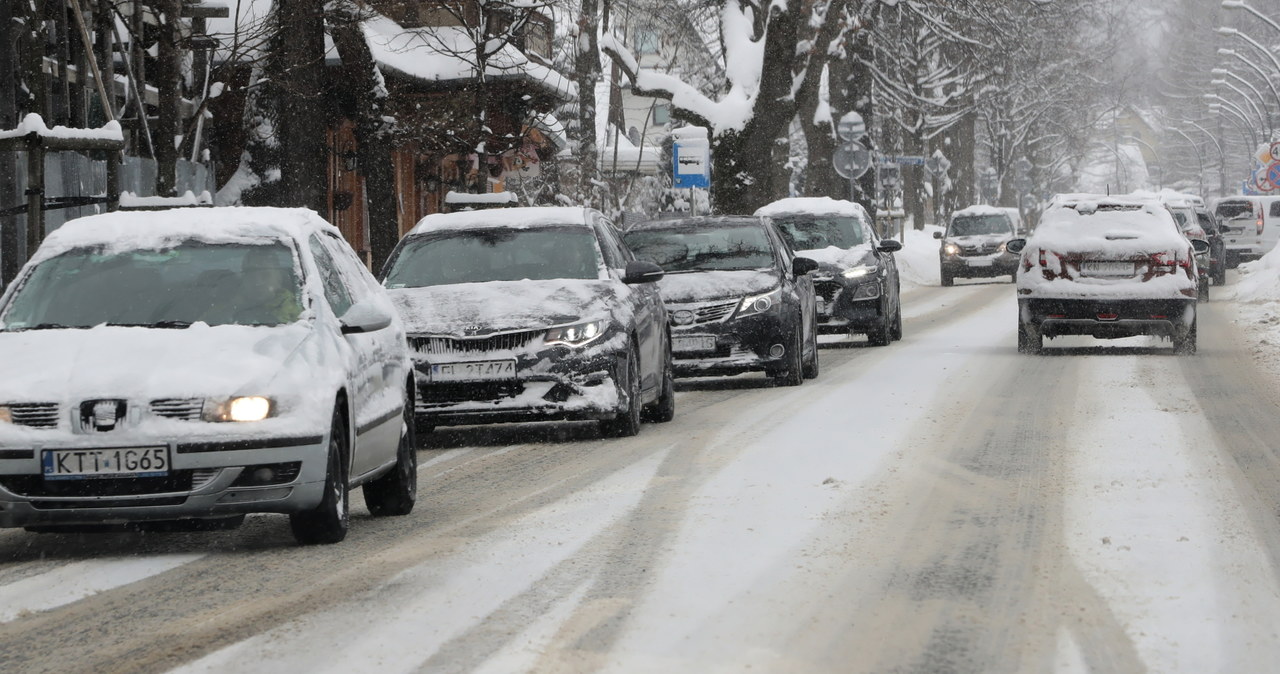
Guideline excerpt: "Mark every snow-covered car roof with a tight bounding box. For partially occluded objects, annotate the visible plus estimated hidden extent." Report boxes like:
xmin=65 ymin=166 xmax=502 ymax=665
xmin=1031 ymin=198 xmax=1186 ymax=255
xmin=407 ymin=207 xmax=597 ymax=235
xmin=951 ymin=204 xmax=1011 ymax=218
xmin=28 ymin=207 xmax=337 ymax=265
xmin=754 ymin=197 xmax=869 ymax=220
xmin=626 ymin=215 xmax=763 ymax=231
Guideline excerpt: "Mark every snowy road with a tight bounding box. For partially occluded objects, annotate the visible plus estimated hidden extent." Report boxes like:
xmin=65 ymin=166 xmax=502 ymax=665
xmin=4 ymin=281 xmax=1280 ymax=673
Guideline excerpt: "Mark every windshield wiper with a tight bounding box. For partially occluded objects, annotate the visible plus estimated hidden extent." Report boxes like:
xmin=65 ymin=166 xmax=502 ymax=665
xmin=9 ymin=322 xmax=78 ymax=331
xmin=105 ymin=320 xmax=193 ymax=329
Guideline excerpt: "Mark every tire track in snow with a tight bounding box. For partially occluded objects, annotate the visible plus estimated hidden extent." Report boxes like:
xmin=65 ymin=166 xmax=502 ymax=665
xmin=0 ymin=554 xmax=202 ymax=623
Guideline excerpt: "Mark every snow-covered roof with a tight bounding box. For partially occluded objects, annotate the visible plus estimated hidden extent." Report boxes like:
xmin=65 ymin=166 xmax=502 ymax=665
xmin=1032 ymin=200 xmax=1185 ymax=256
xmin=754 ymin=197 xmax=869 ymax=220
xmin=951 ymin=204 xmax=1009 ymax=218
xmin=443 ymin=191 xmax=518 ymax=205
xmin=30 ymin=208 xmax=338 ymax=265
xmin=408 ymin=207 xmax=596 ymax=235
xmin=0 ymin=113 xmax=123 ymax=143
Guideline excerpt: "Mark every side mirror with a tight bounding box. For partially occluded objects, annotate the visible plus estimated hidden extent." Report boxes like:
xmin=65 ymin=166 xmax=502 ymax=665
xmin=877 ymin=239 xmax=903 ymax=253
xmin=792 ymin=256 xmax=819 ymax=276
xmin=340 ymin=300 xmax=394 ymax=335
xmin=1190 ymin=239 xmax=1211 ymax=255
xmin=623 ymin=260 xmax=665 ymax=284
xmin=932 ymin=231 xmax=943 ymax=240
xmin=1005 ymin=238 xmax=1028 ymax=254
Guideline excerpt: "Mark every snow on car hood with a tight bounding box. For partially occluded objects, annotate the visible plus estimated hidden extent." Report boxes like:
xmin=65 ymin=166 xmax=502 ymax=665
xmin=0 ymin=323 xmax=311 ymax=404
xmin=655 ymin=269 xmax=779 ymax=303
xmin=388 ymin=279 xmax=620 ymax=335
xmin=797 ymin=244 xmax=875 ymax=271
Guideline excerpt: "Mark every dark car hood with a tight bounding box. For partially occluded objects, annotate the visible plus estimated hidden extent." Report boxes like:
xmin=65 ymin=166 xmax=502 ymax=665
xmin=656 ymin=269 xmax=779 ymax=303
xmin=388 ymin=279 xmax=618 ymax=335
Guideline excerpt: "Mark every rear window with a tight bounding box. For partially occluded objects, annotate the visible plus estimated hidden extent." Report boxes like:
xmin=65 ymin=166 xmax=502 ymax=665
xmin=1217 ymin=201 xmax=1254 ymax=220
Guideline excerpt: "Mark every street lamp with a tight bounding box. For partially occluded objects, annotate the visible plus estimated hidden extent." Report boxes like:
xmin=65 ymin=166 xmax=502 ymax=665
xmin=1212 ymin=66 xmax=1280 ymax=115
xmin=1216 ymin=27 xmax=1280 ymax=75
xmin=1218 ymin=49 xmax=1280 ymax=110
xmin=1169 ymin=127 xmax=1206 ymax=195
xmin=1207 ymin=100 xmax=1259 ymax=148
xmin=1209 ymin=79 xmax=1270 ymax=132
xmin=1222 ymin=1 xmax=1280 ymax=37
xmin=1182 ymin=119 xmax=1228 ymax=197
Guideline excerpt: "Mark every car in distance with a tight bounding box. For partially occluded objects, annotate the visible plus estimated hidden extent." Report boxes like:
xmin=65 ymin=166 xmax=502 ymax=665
xmin=623 ymin=216 xmax=819 ymax=385
xmin=1212 ymin=195 xmax=1280 ymax=268
xmin=934 ymin=205 xmax=1020 ymax=286
xmin=1009 ymin=195 xmax=1208 ymax=355
xmin=380 ymin=207 xmax=673 ymax=438
xmin=755 ymin=197 xmax=902 ymax=345
xmin=0 ymin=208 xmax=416 ymax=544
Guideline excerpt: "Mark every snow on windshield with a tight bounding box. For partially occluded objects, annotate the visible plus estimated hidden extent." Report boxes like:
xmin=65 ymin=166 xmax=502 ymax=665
xmin=384 ymin=228 xmax=604 ymax=288
xmin=948 ymin=214 xmax=1012 ymax=237
xmin=624 ymin=222 xmax=775 ymax=273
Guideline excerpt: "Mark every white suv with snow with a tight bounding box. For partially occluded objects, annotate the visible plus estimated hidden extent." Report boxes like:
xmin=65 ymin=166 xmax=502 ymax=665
xmin=1008 ymin=195 xmax=1208 ymax=355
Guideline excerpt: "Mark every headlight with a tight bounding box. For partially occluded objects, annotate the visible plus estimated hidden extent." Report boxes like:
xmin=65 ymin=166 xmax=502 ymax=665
xmin=0 ymin=407 xmax=10 ymax=424
xmin=843 ymin=266 xmax=877 ymax=279
xmin=738 ymin=288 xmax=782 ymax=318
xmin=997 ymin=242 xmax=1008 ymax=254
xmin=943 ymin=243 xmax=961 ymax=256
xmin=545 ymin=319 xmax=607 ymax=347
xmin=203 ymin=396 xmax=274 ymax=422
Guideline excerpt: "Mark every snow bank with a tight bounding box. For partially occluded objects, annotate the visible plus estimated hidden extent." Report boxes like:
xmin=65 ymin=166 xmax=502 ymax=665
xmin=894 ymin=226 xmax=944 ymax=288
xmin=1222 ymin=245 xmax=1280 ymax=303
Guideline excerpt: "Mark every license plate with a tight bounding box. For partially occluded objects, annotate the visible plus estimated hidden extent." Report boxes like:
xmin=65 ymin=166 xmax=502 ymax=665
xmin=967 ymin=258 xmax=993 ymax=267
xmin=673 ymin=335 xmax=717 ymax=352
xmin=430 ymin=359 xmax=516 ymax=382
xmin=1081 ymin=261 xmax=1135 ymax=277
xmin=42 ymin=447 xmax=169 ymax=480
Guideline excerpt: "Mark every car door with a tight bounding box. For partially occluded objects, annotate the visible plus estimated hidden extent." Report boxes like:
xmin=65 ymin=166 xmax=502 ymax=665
xmin=312 ymin=233 xmax=404 ymax=480
xmin=766 ymin=221 xmax=815 ymax=343
xmin=869 ymin=223 xmax=901 ymax=317
xmin=594 ymin=216 xmax=662 ymax=396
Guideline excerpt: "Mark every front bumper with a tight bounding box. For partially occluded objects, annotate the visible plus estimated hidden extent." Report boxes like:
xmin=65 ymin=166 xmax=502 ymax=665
xmin=0 ymin=434 xmax=329 ymax=528
xmin=941 ymin=252 xmax=1019 ymax=278
xmin=1019 ymin=298 xmax=1196 ymax=340
xmin=412 ymin=350 xmax=624 ymax=427
xmin=668 ymin=305 xmax=795 ymax=377
xmin=812 ymin=277 xmax=886 ymax=334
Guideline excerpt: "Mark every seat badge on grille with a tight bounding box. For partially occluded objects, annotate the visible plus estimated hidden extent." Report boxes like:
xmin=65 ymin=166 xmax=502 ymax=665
xmin=81 ymin=399 xmax=126 ymax=432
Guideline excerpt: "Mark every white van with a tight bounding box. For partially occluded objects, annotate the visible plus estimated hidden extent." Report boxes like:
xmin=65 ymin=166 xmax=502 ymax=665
xmin=1213 ymin=195 xmax=1280 ymax=267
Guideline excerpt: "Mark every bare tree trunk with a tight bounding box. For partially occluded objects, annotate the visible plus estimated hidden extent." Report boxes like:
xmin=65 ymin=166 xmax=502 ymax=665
xmin=0 ymin=0 xmax=19 ymax=286
xmin=329 ymin=3 xmax=398 ymax=271
xmin=274 ymin=0 xmax=327 ymax=211
xmin=573 ymin=0 xmax=602 ymax=206
xmin=155 ymin=0 xmax=181 ymax=196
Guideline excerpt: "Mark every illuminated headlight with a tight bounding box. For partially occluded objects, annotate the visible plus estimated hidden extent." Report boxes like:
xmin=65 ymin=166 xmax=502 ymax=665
xmin=0 ymin=406 xmax=10 ymax=424
xmin=943 ymin=243 xmax=961 ymax=256
xmin=997 ymin=242 xmax=1008 ymax=253
xmin=843 ymin=266 xmax=877 ymax=279
xmin=203 ymin=396 xmax=274 ymax=422
xmin=738 ymin=288 xmax=782 ymax=317
xmin=545 ymin=319 xmax=607 ymax=347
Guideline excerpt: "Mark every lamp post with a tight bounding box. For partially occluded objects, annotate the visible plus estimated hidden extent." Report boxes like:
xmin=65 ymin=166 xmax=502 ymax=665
xmin=1222 ymin=0 xmax=1280 ymax=37
xmin=1216 ymin=27 xmax=1280 ymax=75
xmin=1218 ymin=48 xmax=1280 ymax=111
xmin=1206 ymin=96 xmax=1260 ymax=147
xmin=1170 ymin=127 xmax=1205 ymax=195
xmin=1183 ymin=119 xmax=1228 ymax=197
xmin=1211 ymin=66 xmax=1279 ymax=121
xmin=1210 ymin=79 xmax=1270 ymax=133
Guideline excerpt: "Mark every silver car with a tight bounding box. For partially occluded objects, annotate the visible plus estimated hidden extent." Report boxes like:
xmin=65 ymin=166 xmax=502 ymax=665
xmin=0 ymin=207 xmax=415 ymax=544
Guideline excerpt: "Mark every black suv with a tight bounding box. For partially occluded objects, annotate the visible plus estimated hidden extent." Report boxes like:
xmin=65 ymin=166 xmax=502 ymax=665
xmin=623 ymin=216 xmax=820 ymax=386
xmin=935 ymin=206 xmax=1019 ymax=285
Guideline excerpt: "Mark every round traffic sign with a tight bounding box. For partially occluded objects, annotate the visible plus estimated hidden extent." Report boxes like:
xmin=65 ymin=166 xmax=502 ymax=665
xmin=833 ymin=141 xmax=872 ymax=179
xmin=1267 ymin=161 xmax=1280 ymax=190
xmin=1270 ymin=141 xmax=1280 ymax=164
xmin=837 ymin=112 xmax=867 ymax=142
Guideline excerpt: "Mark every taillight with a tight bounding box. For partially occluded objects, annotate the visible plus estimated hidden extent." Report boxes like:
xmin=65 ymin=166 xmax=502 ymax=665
xmin=1258 ymin=213 xmax=1265 ymax=235
xmin=1038 ymin=249 xmax=1047 ymax=267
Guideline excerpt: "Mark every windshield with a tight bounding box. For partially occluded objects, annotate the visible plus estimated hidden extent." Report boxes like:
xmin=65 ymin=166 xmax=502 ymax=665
xmin=0 ymin=241 xmax=303 ymax=330
xmin=1216 ymin=201 xmax=1254 ymax=220
xmin=768 ymin=215 xmax=867 ymax=251
xmin=948 ymin=214 xmax=1013 ymax=237
xmin=383 ymin=227 xmax=602 ymax=288
xmin=624 ymin=222 xmax=776 ymax=272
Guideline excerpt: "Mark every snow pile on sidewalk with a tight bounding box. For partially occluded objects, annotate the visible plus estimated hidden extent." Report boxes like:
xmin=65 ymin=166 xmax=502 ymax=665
xmin=894 ymin=225 xmax=943 ymax=288
xmin=1223 ymin=247 xmax=1280 ymax=304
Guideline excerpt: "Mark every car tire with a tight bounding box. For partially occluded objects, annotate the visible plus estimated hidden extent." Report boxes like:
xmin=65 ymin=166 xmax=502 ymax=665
xmin=940 ymin=270 xmax=954 ymax=287
xmin=642 ymin=338 xmax=676 ymax=423
xmin=774 ymin=327 xmax=805 ymax=387
xmin=1174 ymin=314 xmax=1197 ymax=355
xmin=890 ymin=301 xmax=903 ymax=341
xmin=802 ymin=323 xmax=819 ymax=379
xmin=1017 ymin=321 xmax=1042 ymax=354
xmin=867 ymin=311 xmax=892 ymax=346
xmin=290 ymin=407 xmax=350 ymax=545
xmin=363 ymin=396 xmax=418 ymax=517
xmin=600 ymin=346 xmax=642 ymax=437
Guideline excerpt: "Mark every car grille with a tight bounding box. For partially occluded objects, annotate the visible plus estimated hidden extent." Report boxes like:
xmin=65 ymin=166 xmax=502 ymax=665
xmin=960 ymin=243 xmax=1002 ymax=256
xmin=815 ymin=282 xmax=842 ymax=303
xmin=1 ymin=470 xmax=197 ymax=497
xmin=670 ymin=300 xmax=738 ymax=327
xmin=6 ymin=403 xmax=59 ymax=429
xmin=410 ymin=330 xmax=543 ymax=355
xmin=150 ymin=398 xmax=204 ymax=420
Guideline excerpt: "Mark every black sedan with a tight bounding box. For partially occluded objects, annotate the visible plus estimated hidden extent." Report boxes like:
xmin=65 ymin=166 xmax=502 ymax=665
xmin=623 ymin=216 xmax=819 ymax=386
xmin=380 ymin=207 xmax=674 ymax=438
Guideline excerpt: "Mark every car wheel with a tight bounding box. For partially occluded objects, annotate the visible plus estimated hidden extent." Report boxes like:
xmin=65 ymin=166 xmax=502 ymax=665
xmin=867 ymin=311 xmax=892 ymax=346
xmin=600 ymin=346 xmax=642 ymax=437
xmin=1173 ymin=314 xmax=1197 ymax=355
xmin=363 ymin=396 xmax=418 ymax=517
xmin=1017 ymin=321 xmax=1042 ymax=354
xmin=890 ymin=300 xmax=903 ymax=341
xmin=290 ymin=407 xmax=350 ymax=545
xmin=773 ymin=326 xmax=804 ymax=387
xmin=642 ymin=338 xmax=676 ymax=423
xmin=940 ymin=270 xmax=954 ymax=287
xmin=802 ymin=323 xmax=819 ymax=379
